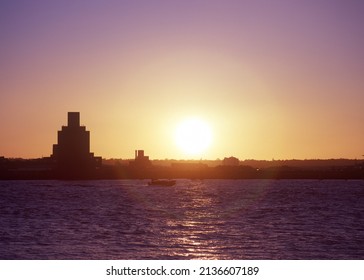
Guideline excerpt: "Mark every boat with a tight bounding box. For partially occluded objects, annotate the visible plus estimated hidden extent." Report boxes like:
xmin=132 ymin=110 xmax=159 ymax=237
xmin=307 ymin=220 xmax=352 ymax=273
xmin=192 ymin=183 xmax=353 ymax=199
xmin=148 ymin=179 xmax=176 ymax=186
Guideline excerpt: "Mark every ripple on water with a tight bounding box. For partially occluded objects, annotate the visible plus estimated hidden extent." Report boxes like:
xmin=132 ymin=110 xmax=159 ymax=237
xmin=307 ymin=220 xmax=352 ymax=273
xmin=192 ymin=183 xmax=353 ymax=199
xmin=0 ymin=179 xmax=363 ymax=259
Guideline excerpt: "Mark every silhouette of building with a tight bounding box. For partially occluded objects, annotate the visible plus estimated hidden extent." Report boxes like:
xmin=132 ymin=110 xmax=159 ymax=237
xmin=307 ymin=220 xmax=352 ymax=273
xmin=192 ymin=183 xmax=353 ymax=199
xmin=0 ymin=156 xmax=6 ymax=173
xmin=131 ymin=150 xmax=150 ymax=167
xmin=223 ymin=156 xmax=240 ymax=166
xmin=128 ymin=150 xmax=151 ymax=178
xmin=52 ymin=112 xmax=101 ymax=178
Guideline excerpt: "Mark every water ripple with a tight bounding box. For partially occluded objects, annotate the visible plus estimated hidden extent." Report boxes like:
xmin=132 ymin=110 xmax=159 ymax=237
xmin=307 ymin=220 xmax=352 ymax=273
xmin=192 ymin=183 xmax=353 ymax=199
xmin=1 ymin=179 xmax=363 ymax=259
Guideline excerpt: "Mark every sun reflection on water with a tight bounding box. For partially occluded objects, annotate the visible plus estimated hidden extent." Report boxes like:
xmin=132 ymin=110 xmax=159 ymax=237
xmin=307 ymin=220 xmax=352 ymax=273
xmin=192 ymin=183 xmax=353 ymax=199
xmin=117 ymin=179 xmax=274 ymax=259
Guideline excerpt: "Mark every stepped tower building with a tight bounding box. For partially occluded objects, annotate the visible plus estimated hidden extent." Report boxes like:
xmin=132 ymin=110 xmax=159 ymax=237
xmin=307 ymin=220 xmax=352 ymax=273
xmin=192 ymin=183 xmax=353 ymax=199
xmin=52 ymin=112 xmax=101 ymax=177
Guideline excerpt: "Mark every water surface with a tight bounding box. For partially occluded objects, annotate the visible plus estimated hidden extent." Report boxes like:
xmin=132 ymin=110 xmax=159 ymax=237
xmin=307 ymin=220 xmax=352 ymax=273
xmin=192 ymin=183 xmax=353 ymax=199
xmin=1 ymin=179 xmax=363 ymax=259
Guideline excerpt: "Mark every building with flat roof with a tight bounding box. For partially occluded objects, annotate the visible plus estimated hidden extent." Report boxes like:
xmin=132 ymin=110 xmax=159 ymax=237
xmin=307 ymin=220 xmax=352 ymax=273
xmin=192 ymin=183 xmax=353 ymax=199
xmin=52 ymin=112 xmax=101 ymax=178
xmin=130 ymin=150 xmax=150 ymax=167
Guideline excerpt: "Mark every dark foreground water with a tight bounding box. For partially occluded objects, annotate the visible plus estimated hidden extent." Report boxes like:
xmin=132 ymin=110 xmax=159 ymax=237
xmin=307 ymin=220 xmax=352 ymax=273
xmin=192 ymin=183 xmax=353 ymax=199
xmin=0 ymin=180 xmax=363 ymax=259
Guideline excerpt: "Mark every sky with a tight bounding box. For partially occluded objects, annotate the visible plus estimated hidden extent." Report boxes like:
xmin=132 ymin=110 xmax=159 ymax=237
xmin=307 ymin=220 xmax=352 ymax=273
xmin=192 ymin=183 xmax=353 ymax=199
xmin=1 ymin=0 xmax=364 ymax=160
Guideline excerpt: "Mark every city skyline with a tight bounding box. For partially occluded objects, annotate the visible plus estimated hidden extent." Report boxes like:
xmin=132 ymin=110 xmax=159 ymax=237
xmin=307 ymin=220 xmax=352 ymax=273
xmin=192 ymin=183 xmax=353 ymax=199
xmin=1 ymin=1 xmax=364 ymax=160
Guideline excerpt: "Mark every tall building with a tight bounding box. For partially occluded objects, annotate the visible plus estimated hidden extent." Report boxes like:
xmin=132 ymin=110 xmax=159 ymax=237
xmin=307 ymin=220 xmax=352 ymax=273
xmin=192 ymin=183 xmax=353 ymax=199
xmin=52 ymin=112 xmax=101 ymax=177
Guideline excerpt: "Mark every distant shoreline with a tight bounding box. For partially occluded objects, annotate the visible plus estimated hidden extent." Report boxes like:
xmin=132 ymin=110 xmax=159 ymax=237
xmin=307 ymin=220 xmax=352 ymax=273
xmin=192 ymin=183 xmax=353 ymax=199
xmin=1 ymin=164 xmax=363 ymax=181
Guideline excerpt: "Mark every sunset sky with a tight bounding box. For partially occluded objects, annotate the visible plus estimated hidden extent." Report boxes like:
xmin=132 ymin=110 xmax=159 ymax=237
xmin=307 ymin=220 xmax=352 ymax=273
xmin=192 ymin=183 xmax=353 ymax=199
xmin=1 ymin=0 xmax=364 ymax=160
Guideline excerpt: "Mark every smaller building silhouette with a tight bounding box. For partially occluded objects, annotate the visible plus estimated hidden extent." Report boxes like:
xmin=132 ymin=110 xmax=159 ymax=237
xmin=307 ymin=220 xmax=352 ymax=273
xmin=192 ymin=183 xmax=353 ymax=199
xmin=223 ymin=156 xmax=240 ymax=166
xmin=52 ymin=112 xmax=101 ymax=178
xmin=131 ymin=150 xmax=150 ymax=167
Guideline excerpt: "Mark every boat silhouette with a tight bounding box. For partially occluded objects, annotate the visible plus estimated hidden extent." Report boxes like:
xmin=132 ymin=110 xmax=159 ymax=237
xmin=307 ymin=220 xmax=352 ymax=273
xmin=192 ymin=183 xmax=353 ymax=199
xmin=148 ymin=179 xmax=176 ymax=186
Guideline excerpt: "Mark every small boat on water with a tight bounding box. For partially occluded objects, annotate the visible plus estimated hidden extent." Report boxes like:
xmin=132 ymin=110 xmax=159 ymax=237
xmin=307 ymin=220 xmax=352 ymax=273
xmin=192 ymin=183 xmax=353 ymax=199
xmin=148 ymin=179 xmax=176 ymax=186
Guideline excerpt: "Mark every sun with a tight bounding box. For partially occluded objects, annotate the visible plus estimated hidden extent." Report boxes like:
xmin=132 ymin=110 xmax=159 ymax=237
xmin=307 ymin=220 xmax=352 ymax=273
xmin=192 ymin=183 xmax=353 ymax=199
xmin=175 ymin=117 xmax=212 ymax=157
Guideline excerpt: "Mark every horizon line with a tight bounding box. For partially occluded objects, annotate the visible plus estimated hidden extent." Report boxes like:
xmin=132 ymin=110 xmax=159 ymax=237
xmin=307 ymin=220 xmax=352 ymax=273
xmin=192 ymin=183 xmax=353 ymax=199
xmin=2 ymin=156 xmax=364 ymax=162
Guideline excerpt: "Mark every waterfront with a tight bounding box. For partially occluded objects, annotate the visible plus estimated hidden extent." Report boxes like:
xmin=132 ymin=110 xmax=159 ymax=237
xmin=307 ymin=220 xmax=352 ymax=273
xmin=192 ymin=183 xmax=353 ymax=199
xmin=1 ymin=180 xmax=363 ymax=259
